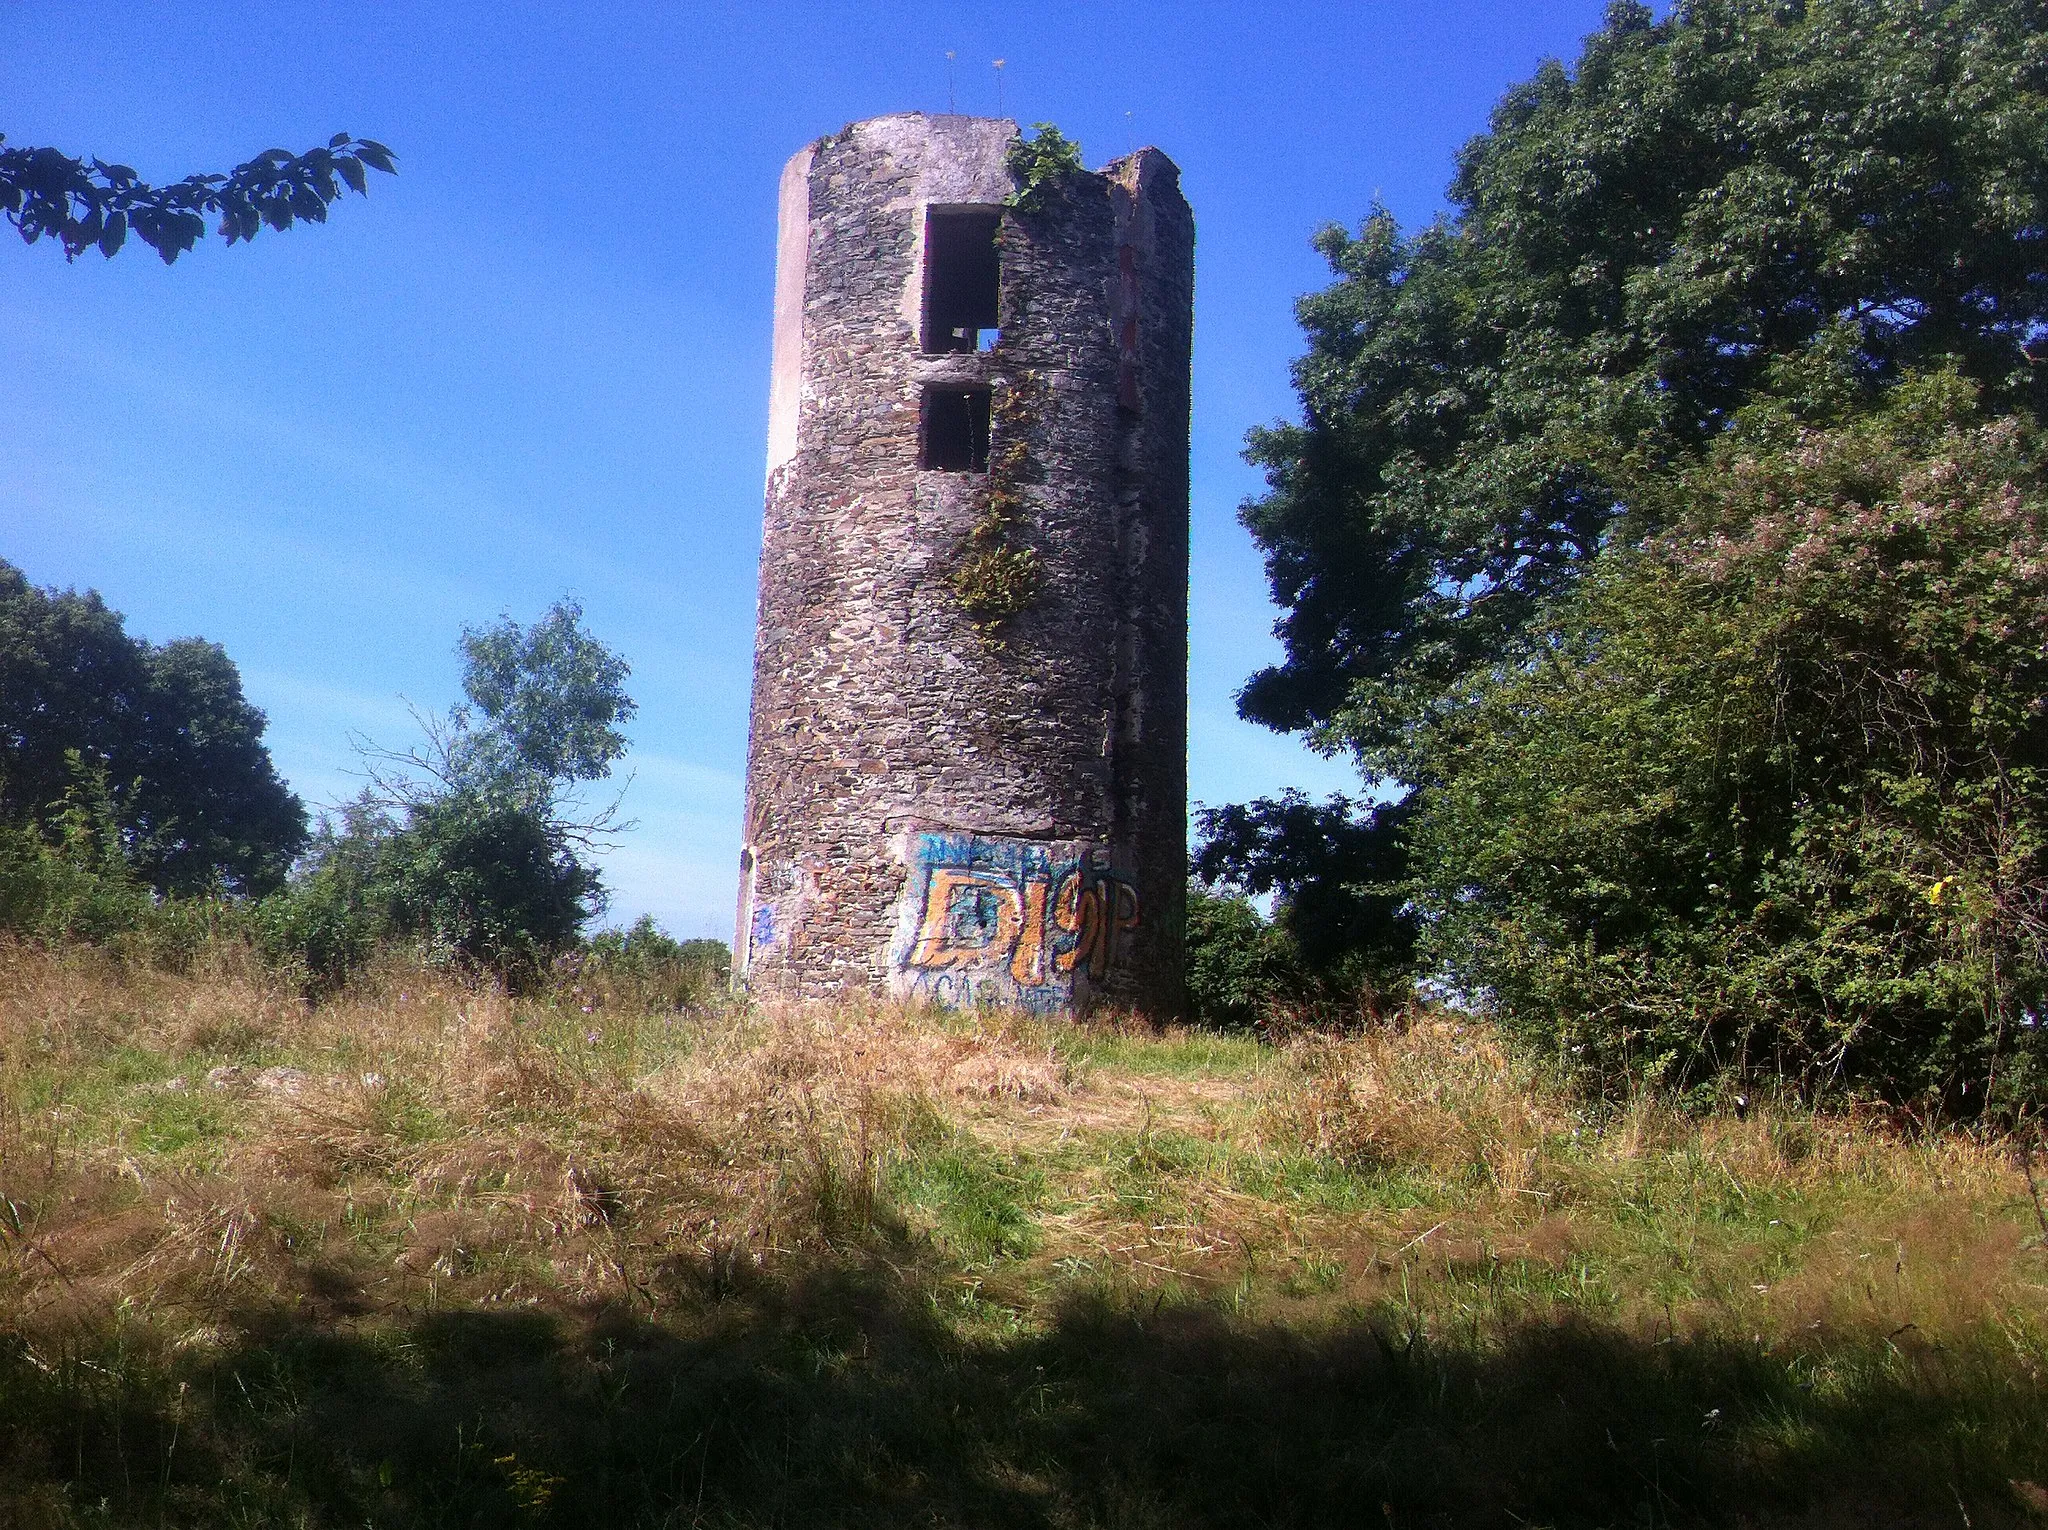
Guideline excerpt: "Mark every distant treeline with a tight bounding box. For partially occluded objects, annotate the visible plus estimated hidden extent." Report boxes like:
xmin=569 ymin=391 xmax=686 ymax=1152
xmin=0 ymin=563 xmax=724 ymax=1002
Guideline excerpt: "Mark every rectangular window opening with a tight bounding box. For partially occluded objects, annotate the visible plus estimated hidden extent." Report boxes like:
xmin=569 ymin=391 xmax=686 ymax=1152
xmin=922 ymin=207 xmax=1001 ymax=354
xmin=921 ymin=387 xmax=990 ymax=472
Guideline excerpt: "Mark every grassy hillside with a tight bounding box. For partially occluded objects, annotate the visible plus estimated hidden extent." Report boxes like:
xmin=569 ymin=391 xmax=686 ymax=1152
xmin=3 ymin=940 xmax=2046 ymax=1527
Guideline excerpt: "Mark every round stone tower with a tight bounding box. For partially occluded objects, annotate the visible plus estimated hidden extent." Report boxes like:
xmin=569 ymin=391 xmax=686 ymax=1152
xmin=735 ymin=113 xmax=1193 ymax=1017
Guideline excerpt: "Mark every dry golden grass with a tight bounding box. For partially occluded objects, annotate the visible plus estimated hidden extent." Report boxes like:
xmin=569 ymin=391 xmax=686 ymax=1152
xmin=0 ymin=944 xmax=1091 ymax=1322
xmin=4 ymin=938 xmax=2048 ymax=1527
xmin=1255 ymin=1017 xmax=2038 ymax=1347
xmin=3 ymin=940 xmax=2038 ymax=1339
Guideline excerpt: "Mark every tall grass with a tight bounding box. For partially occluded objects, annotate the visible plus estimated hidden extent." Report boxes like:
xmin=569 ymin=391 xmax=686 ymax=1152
xmin=2 ymin=938 xmax=2046 ymax=1526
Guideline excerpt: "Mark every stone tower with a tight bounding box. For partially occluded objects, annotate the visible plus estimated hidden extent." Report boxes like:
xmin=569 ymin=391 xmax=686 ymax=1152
xmin=735 ymin=113 xmax=1193 ymax=1017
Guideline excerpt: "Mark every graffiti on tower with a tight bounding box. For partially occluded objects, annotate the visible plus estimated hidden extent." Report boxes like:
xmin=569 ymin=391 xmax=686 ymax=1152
xmin=742 ymin=854 xmax=817 ymax=967
xmin=889 ymin=830 xmax=1140 ymax=1012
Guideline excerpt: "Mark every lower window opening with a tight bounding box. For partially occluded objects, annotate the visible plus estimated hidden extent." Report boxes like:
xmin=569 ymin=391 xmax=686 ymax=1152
xmin=921 ymin=387 xmax=991 ymax=472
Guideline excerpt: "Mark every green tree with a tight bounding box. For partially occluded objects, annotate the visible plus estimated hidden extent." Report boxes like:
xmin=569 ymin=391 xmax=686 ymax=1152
xmin=1218 ymin=0 xmax=2048 ymax=1082
xmin=0 ymin=560 xmax=307 ymax=895
xmin=254 ymin=796 xmax=397 ymax=990
xmin=373 ymin=791 xmax=601 ymax=972
xmin=1240 ymin=0 xmax=2048 ymax=770
xmin=586 ymin=915 xmax=731 ymax=980
xmin=0 ymin=753 xmax=153 ymax=944
xmin=276 ymin=600 xmax=637 ymax=983
xmin=580 ymin=915 xmax=732 ymax=1010
xmin=1183 ymin=887 xmax=1303 ymax=1030
xmin=1193 ymin=792 xmax=1417 ymax=1003
xmin=442 ymin=599 xmax=639 ymax=825
xmin=1 ymin=132 xmax=393 ymax=262
xmin=1410 ymin=376 xmax=2048 ymax=1106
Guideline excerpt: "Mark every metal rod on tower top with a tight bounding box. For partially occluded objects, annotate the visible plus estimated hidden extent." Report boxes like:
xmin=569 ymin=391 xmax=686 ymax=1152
xmin=993 ymin=58 xmax=1006 ymax=116
xmin=946 ymin=51 xmax=956 ymax=114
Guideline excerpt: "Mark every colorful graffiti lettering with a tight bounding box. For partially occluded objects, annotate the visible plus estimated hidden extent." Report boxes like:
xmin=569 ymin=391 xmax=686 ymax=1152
xmin=891 ymin=831 xmax=1139 ymax=1013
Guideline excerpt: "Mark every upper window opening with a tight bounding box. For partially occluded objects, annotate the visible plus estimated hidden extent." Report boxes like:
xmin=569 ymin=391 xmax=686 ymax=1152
xmin=922 ymin=207 xmax=1001 ymax=354
xmin=922 ymin=387 xmax=990 ymax=472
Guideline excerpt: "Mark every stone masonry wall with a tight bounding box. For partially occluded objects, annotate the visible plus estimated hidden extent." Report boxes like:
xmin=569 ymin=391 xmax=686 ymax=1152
xmin=736 ymin=113 xmax=1193 ymax=1017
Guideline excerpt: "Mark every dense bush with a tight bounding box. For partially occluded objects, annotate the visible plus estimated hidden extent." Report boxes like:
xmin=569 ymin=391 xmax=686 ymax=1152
xmin=1410 ymin=376 xmax=2048 ymax=1107
xmin=0 ymin=766 xmax=261 ymax=970
xmin=585 ymin=914 xmax=729 ymax=977
xmin=0 ymin=805 xmax=152 ymax=946
xmin=1212 ymin=0 xmax=2048 ymax=1099
xmin=0 ymin=594 xmax=660 ymax=998
xmin=1183 ymin=888 xmax=1301 ymax=1030
xmin=1194 ymin=792 xmax=1417 ymax=1010
xmin=572 ymin=914 xmax=730 ymax=1010
xmin=248 ymin=800 xmax=393 ymax=991
xmin=253 ymin=792 xmax=607 ymax=993
xmin=374 ymin=791 xmax=601 ymax=976
xmin=0 ymin=796 xmax=714 ymax=1008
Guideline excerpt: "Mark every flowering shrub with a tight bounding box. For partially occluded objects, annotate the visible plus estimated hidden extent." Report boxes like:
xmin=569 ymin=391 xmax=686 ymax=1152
xmin=1411 ymin=374 xmax=2048 ymax=1108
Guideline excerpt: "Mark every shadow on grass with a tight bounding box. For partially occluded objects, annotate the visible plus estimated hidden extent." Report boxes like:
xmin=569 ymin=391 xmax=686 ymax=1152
xmin=5 ymin=1263 xmax=2045 ymax=1528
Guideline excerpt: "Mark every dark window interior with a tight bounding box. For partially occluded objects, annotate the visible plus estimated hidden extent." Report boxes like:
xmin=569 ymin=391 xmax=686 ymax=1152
xmin=923 ymin=208 xmax=1001 ymax=353
xmin=922 ymin=387 xmax=990 ymax=472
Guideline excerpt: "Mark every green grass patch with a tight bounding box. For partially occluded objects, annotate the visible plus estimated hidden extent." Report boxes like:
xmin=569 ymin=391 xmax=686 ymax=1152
xmin=518 ymin=1001 xmax=707 ymax=1078
xmin=889 ymin=1133 xmax=1043 ymax=1263
xmin=122 ymin=1087 xmax=235 ymax=1163
xmin=5 ymin=953 xmax=2045 ymax=1526
xmin=1053 ymin=1027 xmax=1272 ymax=1078
xmin=1227 ymin=1148 xmax=1438 ymax=1213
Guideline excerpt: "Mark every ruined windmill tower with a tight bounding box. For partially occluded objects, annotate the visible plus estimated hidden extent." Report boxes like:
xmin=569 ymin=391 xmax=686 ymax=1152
xmin=735 ymin=113 xmax=1193 ymax=1017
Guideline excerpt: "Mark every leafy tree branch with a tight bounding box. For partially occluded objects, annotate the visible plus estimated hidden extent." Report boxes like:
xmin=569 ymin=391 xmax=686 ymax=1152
xmin=1238 ymin=0 xmax=2048 ymax=765
xmin=0 ymin=131 xmax=395 ymax=263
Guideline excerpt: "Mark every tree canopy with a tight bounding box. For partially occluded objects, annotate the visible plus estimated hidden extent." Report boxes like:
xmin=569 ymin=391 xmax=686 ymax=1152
xmin=1 ymin=132 xmax=394 ymax=263
xmin=446 ymin=601 xmax=639 ymax=823
xmin=282 ymin=599 xmax=638 ymax=982
xmin=1193 ymin=791 xmax=1417 ymax=995
xmin=1240 ymin=0 xmax=2048 ymax=771
xmin=0 ymin=560 xmax=306 ymax=895
xmin=1211 ymin=0 xmax=2048 ymax=1102
xmin=357 ymin=600 xmax=637 ymax=838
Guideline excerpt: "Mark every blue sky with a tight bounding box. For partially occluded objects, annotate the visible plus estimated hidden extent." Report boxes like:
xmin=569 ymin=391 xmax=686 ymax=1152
xmin=2 ymin=0 xmax=1612 ymax=939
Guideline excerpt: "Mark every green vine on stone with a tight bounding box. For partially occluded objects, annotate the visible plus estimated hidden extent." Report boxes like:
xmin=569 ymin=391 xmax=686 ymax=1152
xmin=953 ymin=526 xmax=1040 ymax=635
xmin=953 ymin=372 xmax=1047 ymax=637
xmin=1005 ymin=123 xmax=1083 ymax=214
